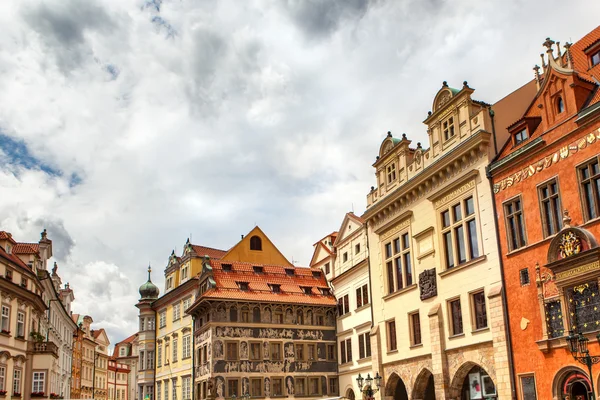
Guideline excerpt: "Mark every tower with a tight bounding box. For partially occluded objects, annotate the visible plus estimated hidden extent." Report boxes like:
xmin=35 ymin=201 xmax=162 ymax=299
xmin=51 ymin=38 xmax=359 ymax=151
xmin=136 ymin=266 xmax=159 ymax=400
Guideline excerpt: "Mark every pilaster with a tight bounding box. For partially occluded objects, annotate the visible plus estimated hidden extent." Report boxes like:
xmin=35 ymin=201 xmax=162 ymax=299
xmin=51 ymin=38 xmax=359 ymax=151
xmin=487 ymin=285 xmax=512 ymax=400
xmin=427 ymin=304 xmax=449 ymax=399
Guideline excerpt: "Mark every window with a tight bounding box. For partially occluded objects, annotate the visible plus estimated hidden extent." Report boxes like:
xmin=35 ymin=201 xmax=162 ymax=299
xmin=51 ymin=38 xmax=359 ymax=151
xmin=32 ymin=371 xmax=45 ymax=393
xmin=157 ymin=382 xmax=162 ymax=400
xmin=358 ymin=332 xmax=371 ymax=359
xmin=356 ymin=284 xmax=369 ymax=308
xmin=226 ymin=342 xmax=238 ymax=360
xmin=272 ymin=378 xmax=283 ymax=397
xmin=253 ymin=266 xmax=264 ymax=274
xmin=410 ymin=312 xmax=422 ymax=345
xmin=159 ymin=311 xmax=166 ymax=328
xmin=182 ymin=376 xmax=191 ymax=400
xmin=385 ymin=232 xmax=412 ymax=293
xmin=309 ymin=377 xmax=320 ymax=395
xmin=270 ymin=284 xmax=281 ymax=293
xmin=386 ymin=163 xmax=397 ymax=184
xmin=340 ymin=338 xmax=352 ymax=364
xmin=241 ymin=307 xmax=249 ymax=322
xmin=164 ymin=380 xmax=169 ymax=400
xmin=472 ymin=291 xmax=488 ymax=330
xmin=172 ymin=338 xmax=178 ymax=362
xmin=504 ymin=197 xmax=527 ymax=250
xmin=16 ymin=312 xmax=24 ymax=338
xmin=319 ymin=288 xmax=330 ymax=296
xmin=295 ymin=343 xmax=305 ymax=361
xmin=324 ymin=262 xmax=330 ymax=274
xmin=253 ymin=307 xmax=261 ymax=322
xmin=441 ymin=196 xmax=479 ymax=269
xmin=157 ymin=344 xmax=163 ymax=366
xmin=271 ymin=343 xmax=282 ymax=360
xmin=387 ymin=320 xmax=397 ymax=351
xmin=172 ymin=378 xmax=177 ymax=400
xmin=579 ymin=158 xmax=600 ymax=221
xmin=5 ymin=270 xmax=12 ymax=281
xmin=20 ymin=277 xmax=27 ymax=288
xmin=0 ymin=366 xmax=5 ymax=391
xmin=327 ymin=344 xmax=336 ymax=360
xmin=183 ymin=297 xmax=192 ymax=311
xmin=312 ymin=270 xmax=321 ymax=278
xmin=1 ymin=306 xmax=9 ymax=333
xmin=13 ymin=369 xmax=21 ymax=396
xmin=556 ymin=97 xmax=565 ymax=113
xmin=355 ymin=243 xmax=360 ymax=254
xmin=520 ymin=374 xmax=537 ymax=400
xmin=183 ymin=335 xmax=191 ymax=359
xmin=228 ymin=379 xmax=239 ymax=397
xmin=250 ymin=342 xmax=261 ymax=360
xmin=329 ymin=377 xmax=339 ymax=395
xmin=443 ymin=116 xmax=455 ymax=141
xmin=166 ymin=276 xmax=173 ymax=290
xmin=230 ymin=307 xmax=238 ymax=322
xmin=147 ymin=351 xmax=155 ymax=369
xmin=307 ymin=343 xmax=316 ymax=360
xmin=285 ymin=268 xmax=294 ymax=276
xmin=337 ymin=294 xmax=350 ymax=316
xmin=569 ymin=281 xmax=600 ymax=333
xmin=538 ymin=179 xmax=562 ymax=237
xmin=222 ymin=264 xmax=232 ymax=272
xmin=173 ymin=303 xmax=181 ymax=321
xmin=274 ymin=309 xmax=283 ymax=324
xmin=514 ymin=128 xmax=528 ymax=145
xmin=302 ymin=286 xmax=312 ymax=295
xmin=250 ymin=236 xmax=262 ymax=251
xmin=251 ymin=378 xmax=262 ymax=397
xmin=181 ymin=266 xmax=188 ymax=280
xmin=520 ymin=268 xmax=530 ymax=286
xmin=449 ymin=298 xmax=463 ymax=336
xmin=343 ymin=252 xmax=348 ymax=263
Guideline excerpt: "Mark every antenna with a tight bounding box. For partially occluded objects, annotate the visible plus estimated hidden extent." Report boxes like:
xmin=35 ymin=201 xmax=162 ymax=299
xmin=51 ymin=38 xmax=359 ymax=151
xmin=351 ymin=203 xmax=354 ymax=213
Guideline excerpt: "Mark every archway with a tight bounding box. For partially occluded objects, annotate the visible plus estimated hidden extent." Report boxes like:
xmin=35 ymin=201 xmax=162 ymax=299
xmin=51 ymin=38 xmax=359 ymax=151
xmin=553 ymin=368 xmax=593 ymax=400
xmin=346 ymin=388 xmax=356 ymax=400
xmin=412 ymin=369 xmax=435 ymax=400
xmin=451 ymin=363 xmax=496 ymax=400
xmin=385 ymin=372 xmax=409 ymax=400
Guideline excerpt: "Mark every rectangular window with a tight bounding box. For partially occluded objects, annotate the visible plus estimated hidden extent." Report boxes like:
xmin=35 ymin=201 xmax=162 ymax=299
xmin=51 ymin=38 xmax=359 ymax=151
xmin=1 ymin=306 xmax=9 ymax=333
xmin=164 ymin=380 xmax=169 ymax=400
xmin=387 ymin=320 xmax=397 ymax=351
xmin=520 ymin=268 xmax=530 ymax=286
xmin=183 ymin=297 xmax=192 ymax=311
xmin=295 ymin=378 xmax=306 ymax=396
xmin=157 ymin=382 xmax=162 ymax=400
xmin=172 ymin=338 xmax=178 ymax=362
xmin=327 ymin=344 xmax=336 ymax=361
xmin=157 ymin=344 xmax=162 ymax=367
xmin=324 ymin=263 xmax=330 ymax=275
xmin=545 ymin=300 xmax=565 ymax=338
xmin=173 ymin=303 xmax=181 ymax=321
xmin=182 ymin=376 xmax=191 ymax=400
xmin=272 ymin=378 xmax=283 ymax=397
xmin=343 ymin=252 xmax=348 ymax=262
xmin=441 ymin=196 xmax=479 ymax=269
xmin=504 ymin=197 xmax=527 ymax=251
xmin=356 ymin=284 xmax=369 ymax=308
xmin=340 ymin=338 xmax=352 ymax=364
xmin=570 ymin=281 xmax=600 ymax=334
xmin=16 ymin=312 xmax=24 ymax=337
xmin=159 ymin=311 xmax=166 ymax=328
xmin=251 ymin=378 xmax=262 ymax=397
xmin=387 ymin=163 xmax=397 ymax=184
xmin=182 ymin=335 xmax=191 ymax=359
xmin=147 ymin=350 xmax=155 ymax=369
xmin=443 ymin=116 xmax=455 ymax=141
xmin=384 ymin=232 xmax=412 ymax=293
xmin=250 ymin=342 xmax=261 ymax=361
xmin=0 ymin=366 xmax=5 ymax=391
xmin=226 ymin=342 xmax=238 ymax=361
xmin=172 ymin=379 xmax=177 ymax=400
xmin=538 ymin=179 xmax=562 ymax=237
xmin=329 ymin=378 xmax=339 ymax=395
xmin=358 ymin=332 xmax=371 ymax=359
xmin=520 ymin=374 xmax=537 ymax=400
xmin=32 ymin=371 xmax=45 ymax=393
xmin=592 ymin=50 xmax=600 ymax=67
xmin=307 ymin=343 xmax=316 ymax=361
xmin=13 ymin=369 xmax=21 ymax=396
xmin=449 ymin=298 xmax=463 ymax=336
xmin=472 ymin=291 xmax=488 ymax=330
xmin=270 ymin=343 xmax=282 ymax=361
xmin=410 ymin=312 xmax=422 ymax=345
xmin=309 ymin=377 xmax=320 ymax=395
xmin=579 ymin=159 xmax=600 ymax=221
xmin=355 ymin=243 xmax=360 ymax=254
xmin=514 ymin=128 xmax=528 ymax=145
xmin=295 ymin=343 xmax=305 ymax=361
xmin=337 ymin=294 xmax=350 ymax=316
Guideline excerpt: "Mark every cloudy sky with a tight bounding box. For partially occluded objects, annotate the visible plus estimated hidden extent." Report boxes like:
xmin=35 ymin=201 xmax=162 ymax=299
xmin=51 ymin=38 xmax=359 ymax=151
xmin=0 ymin=0 xmax=598 ymax=343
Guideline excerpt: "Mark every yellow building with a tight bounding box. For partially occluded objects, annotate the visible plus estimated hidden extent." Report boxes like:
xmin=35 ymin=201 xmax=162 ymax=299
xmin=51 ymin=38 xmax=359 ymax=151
xmin=93 ymin=328 xmax=111 ymax=400
xmin=154 ymin=240 xmax=226 ymax=400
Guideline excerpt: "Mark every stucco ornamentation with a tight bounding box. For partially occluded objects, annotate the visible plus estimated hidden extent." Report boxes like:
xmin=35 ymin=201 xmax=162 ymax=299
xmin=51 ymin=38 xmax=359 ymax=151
xmin=419 ymin=268 xmax=437 ymax=300
xmin=558 ymin=231 xmax=581 ymax=258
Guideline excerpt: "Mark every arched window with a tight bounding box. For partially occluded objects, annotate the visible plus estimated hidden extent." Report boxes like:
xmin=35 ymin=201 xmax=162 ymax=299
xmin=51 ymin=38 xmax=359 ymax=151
xmin=230 ymin=306 xmax=238 ymax=322
xmin=253 ymin=307 xmax=261 ymax=322
xmin=296 ymin=309 xmax=304 ymax=325
xmin=250 ymin=236 xmax=262 ymax=251
xmin=557 ymin=97 xmax=565 ymax=113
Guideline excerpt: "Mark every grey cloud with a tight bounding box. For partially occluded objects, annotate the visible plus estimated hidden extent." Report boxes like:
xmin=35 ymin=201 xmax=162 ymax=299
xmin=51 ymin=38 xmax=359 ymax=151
xmin=35 ymin=218 xmax=75 ymax=262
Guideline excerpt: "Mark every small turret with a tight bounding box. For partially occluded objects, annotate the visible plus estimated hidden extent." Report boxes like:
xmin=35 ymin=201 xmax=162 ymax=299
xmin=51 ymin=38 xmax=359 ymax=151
xmin=139 ymin=266 xmax=159 ymax=300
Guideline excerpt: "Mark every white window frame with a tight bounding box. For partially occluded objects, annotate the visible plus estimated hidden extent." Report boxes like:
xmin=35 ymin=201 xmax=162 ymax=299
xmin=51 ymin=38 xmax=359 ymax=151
xmin=1 ymin=306 xmax=9 ymax=332
xmin=13 ymin=369 xmax=21 ymax=395
xmin=182 ymin=335 xmax=191 ymax=359
xmin=173 ymin=303 xmax=181 ymax=321
xmin=16 ymin=312 xmax=25 ymax=337
xmin=159 ymin=311 xmax=166 ymax=328
xmin=0 ymin=365 xmax=5 ymax=391
xmin=32 ymin=371 xmax=45 ymax=393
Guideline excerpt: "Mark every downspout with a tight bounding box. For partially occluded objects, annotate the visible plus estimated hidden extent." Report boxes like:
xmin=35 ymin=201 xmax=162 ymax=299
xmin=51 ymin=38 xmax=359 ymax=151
xmin=486 ymin=107 xmax=517 ymax=400
xmin=489 ymin=108 xmax=499 ymax=156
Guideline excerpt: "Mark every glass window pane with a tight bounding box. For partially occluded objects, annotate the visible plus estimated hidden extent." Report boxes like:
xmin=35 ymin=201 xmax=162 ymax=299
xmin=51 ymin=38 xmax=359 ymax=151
xmin=404 ymin=253 xmax=412 ymax=286
xmin=393 ymin=238 xmax=400 ymax=254
xmin=453 ymin=203 xmax=462 ymax=222
xmin=455 ymin=225 xmax=466 ymax=264
xmin=395 ymin=258 xmax=403 ymax=290
xmin=442 ymin=210 xmax=451 ymax=228
xmin=444 ymin=232 xmax=454 ymax=268
xmin=468 ymin=219 xmax=479 ymax=258
xmin=465 ymin=197 xmax=475 ymax=216
xmin=517 ymin=214 xmax=527 ymax=247
xmin=387 ymin=262 xmax=395 ymax=294
xmin=385 ymin=243 xmax=392 ymax=259
xmin=402 ymin=233 xmax=410 ymax=249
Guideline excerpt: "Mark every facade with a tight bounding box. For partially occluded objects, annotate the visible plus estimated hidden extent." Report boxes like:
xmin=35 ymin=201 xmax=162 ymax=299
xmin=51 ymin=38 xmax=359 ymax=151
xmin=489 ymin=26 xmax=600 ymax=400
xmin=187 ymin=226 xmax=338 ymax=400
xmin=153 ymin=240 xmax=225 ymax=400
xmin=108 ymin=358 xmax=131 ymax=400
xmin=93 ymin=328 xmax=111 ymax=400
xmin=113 ymin=333 xmax=140 ymax=400
xmin=311 ymin=213 xmax=372 ymax=400
xmin=362 ymin=78 xmax=534 ymax=400
xmin=136 ymin=267 xmax=159 ymax=400
xmin=71 ymin=323 xmax=84 ymax=398
xmin=309 ymin=231 xmax=337 ymax=281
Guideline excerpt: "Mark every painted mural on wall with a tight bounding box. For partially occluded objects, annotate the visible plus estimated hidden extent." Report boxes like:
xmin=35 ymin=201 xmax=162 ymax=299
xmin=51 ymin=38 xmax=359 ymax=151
xmin=213 ymin=358 xmax=338 ymax=374
xmin=286 ymin=376 xmax=294 ymax=395
xmin=264 ymin=377 xmax=271 ymax=397
xmin=214 ymin=326 xmax=335 ymax=341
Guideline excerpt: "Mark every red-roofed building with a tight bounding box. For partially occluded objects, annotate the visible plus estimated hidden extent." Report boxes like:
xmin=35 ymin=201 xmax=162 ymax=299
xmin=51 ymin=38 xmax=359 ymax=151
xmin=489 ymin=26 xmax=600 ymax=400
xmin=186 ymin=227 xmax=338 ymax=400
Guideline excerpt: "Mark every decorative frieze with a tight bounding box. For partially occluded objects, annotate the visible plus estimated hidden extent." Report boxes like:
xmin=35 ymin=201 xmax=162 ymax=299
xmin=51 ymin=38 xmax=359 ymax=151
xmin=555 ymin=261 xmax=600 ymax=280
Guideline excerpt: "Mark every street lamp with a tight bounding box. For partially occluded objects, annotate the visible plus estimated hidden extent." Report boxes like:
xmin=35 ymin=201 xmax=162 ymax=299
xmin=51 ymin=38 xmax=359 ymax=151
xmin=566 ymin=330 xmax=600 ymax=399
xmin=356 ymin=372 xmax=382 ymax=400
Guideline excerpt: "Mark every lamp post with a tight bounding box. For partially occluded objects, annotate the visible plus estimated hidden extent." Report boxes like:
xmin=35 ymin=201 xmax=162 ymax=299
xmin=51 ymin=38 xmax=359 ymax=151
xmin=356 ymin=372 xmax=382 ymax=400
xmin=566 ymin=330 xmax=600 ymax=400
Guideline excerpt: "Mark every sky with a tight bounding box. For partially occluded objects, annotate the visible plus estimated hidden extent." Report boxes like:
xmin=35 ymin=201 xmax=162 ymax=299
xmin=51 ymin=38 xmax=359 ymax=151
xmin=0 ymin=0 xmax=599 ymax=344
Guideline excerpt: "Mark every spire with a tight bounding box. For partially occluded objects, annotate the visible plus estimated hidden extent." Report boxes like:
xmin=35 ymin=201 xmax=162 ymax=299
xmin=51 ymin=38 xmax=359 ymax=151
xmin=533 ymin=65 xmax=541 ymax=90
xmin=564 ymin=42 xmax=573 ymax=69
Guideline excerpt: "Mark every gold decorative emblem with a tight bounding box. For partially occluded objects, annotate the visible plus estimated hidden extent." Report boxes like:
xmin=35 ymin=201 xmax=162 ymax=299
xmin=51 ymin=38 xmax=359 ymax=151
xmin=559 ymin=231 xmax=582 ymax=259
xmin=574 ymin=283 xmax=588 ymax=294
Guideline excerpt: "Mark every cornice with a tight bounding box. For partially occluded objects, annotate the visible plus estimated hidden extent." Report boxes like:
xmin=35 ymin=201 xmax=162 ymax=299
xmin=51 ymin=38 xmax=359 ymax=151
xmin=331 ymin=259 xmax=369 ymax=285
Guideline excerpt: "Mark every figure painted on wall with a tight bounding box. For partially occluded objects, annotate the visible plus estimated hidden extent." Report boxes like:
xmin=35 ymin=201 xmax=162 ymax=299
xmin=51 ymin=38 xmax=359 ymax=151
xmin=264 ymin=377 xmax=271 ymax=398
xmin=243 ymin=378 xmax=249 ymax=396
xmin=216 ymin=377 xmax=224 ymax=399
xmin=263 ymin=307 xmax=272 ymax=323
xmin=240 ymin=341 xmax=248 ymax=359
xmin=263 ymin=341 xmax=270 ymax=359
xmin=214 ymin=340 xmax=223 ymax=359
xmin=285 ymin=308 xmax=294 ymax=324
xmin=287 ymin=377 xmax=294 ymax=395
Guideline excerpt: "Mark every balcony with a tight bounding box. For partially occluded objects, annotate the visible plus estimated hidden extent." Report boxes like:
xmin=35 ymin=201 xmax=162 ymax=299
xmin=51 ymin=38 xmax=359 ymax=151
xmin=29 ymin=341 xmax=59 ymax=357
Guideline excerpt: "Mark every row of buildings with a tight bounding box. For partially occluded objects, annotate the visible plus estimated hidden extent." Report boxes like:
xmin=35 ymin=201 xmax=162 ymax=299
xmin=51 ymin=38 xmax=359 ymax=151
xmin=0 ymin=229 xmax=132 ymax=399
xmin=122 ymin=25 xmax=600 ymax=400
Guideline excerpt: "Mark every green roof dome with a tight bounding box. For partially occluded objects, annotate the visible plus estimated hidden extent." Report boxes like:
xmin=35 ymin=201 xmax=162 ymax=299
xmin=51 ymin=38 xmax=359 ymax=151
xmin=139 ymin=266 xmax=159 ymax=300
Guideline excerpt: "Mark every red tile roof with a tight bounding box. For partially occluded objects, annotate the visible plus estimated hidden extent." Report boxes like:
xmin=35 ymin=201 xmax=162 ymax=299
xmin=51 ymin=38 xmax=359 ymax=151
xmin=112 ymin=333 xmax=137 ymax=357
xmin=0 ymin=231 xmax=16 ymax=244
xmin=569 ymin=25 xmax=600 ymax=105
xmin=191 ymin=245 xmax=227 ymax=259
xmin=201 ymin=260 xmax=336 ymax=306
xmin=0 ymin=245 xmax=31 ymax=271
xmin=92 ymin=328 xmax=105 ymax=339
xmin=13 ymin=243 xmax=40 ymax=255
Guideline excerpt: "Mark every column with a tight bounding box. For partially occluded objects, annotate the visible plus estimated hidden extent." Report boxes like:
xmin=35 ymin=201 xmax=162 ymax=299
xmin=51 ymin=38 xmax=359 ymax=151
xmin=428 ymin=303 xmax=449 ymax=399
xmin=487 ymin=284 xmax=512 ymax=400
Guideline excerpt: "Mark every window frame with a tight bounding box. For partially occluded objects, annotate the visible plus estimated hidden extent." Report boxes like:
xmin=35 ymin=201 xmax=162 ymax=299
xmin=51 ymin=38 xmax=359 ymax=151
xmin=182 ymin=335 xmax=191 ymax=359
xmin=227 ymin=378 xmax=240 ymax=398
xmin=356 ymin=284 xmax=369 ymax=309
xmin=295 ymin=377 xmax=307 ymax=397
xmin=271 ymin=377 xmax=284 ymax=397
xmin=329 ymin=377 xmax=339 ymax=395
xmin=442 ymin=115 xmax=456 ymax=141
xmin=448 ymin=297 xmax=464 ymax=336
xmin=249 ymin=341 xmax=262 ymax=361
xmin=503 ymin=195 xmax=528 ymax=251
xmin=159 ymin=310 xmax=166 ymax=328
xmin=470 ymin=290 xmax=488 ymax=331
xmin=250 ymin=377 xmax=263 ymax=398
xmin=577 ymin=156 xmax=600 ymax=222
xmin=386 ymin=162 xmax=397 ymax=185
xmin=358 ymin=331 xmax=371 ymax=359
xmin=537 ymin=177 xmax=563 ymax=238
xmin=1 ymin=305 xmax=10 ymax=333
xmin=520 ymin=268 xmax=530 ymax=287
xmin=337 ymin=294 xmax=350 ymax=316
xmin=32 ymin=370 xmax=45 ymax=394
xmin=226 ymin=341 xmax=238 ymax=361
xmin=518 ymin=373 xmax=538 ymax=400
xmin=384 ymin=230 xmax=413 ymax=294
xmin=339 ymin=337 xmax=352 ymax=364
xmin=386 ymin=319 xmax=397 ymax=352
xmin=270 ymin=342 xmax=282 ymax=361
xmin=409 ymin=311 xmax=422 ymax=346
xmin=439 ymin=194 xmax=482 ymax=270
xmin=514 ymin=127 xmax=528 ymax=145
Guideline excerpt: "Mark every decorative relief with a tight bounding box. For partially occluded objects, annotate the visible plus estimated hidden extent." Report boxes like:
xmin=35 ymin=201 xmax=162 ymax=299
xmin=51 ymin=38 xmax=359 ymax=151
xmin=240 ymin=341 xmax=248 ymax=359
xmin=558 ymin=231 xmax=582 ymax=259
xmin=419 ymin=269 xmax=437 ymax=300
xmin=494 ymin=128 xmax=600 ymax=193
xmin=213 ymin=340 xmax=223 ymax=359
xmin=555 ymin=261 xmax=600 ymax=280
xmin=286 ymin=376 xmax=295 ymax=395
xmin=216 ymin=376 xmax=225 ymax=399
xmin=433 ymin=179 xmax=475 ymax=209
xmin=214 ymin=326 xmax=328 ymax=341
xmin=379 ymin=214 xmax=411 ymax=239
xmin=264 ymin=378 xmax=271 ymax=397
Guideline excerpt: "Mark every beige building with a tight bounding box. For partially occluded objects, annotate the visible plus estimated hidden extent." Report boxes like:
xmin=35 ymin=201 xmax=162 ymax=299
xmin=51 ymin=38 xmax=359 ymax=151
xmin=113 ymin=333 xmax=140 ymax=400
xmin=363 ymin=81 xmax=526 ymax=400
xmin=136 ymin=267 xmax=158 ymax=400
xmin=93 ymin=328 xmax=111 ymax=400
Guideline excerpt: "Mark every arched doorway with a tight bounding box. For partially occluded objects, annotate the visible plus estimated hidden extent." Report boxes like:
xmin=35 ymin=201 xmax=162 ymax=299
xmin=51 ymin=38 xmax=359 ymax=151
xmin=385 ymin=373 xmax=408 ymax=400
xmin=413 ymin=369 xmax=436 ymax=400
xmin=453 ymin=364 xmax=496 ymax=400
xmin=346 ymin=388 xmax=356 ymax=400
xmin=560 ymin=370 xmax=592 ymax=400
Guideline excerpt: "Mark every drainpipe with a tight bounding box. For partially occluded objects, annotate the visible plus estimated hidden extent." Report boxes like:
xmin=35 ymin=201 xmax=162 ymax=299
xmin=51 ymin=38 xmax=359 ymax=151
xmin=192 ymin=313 xmax=196 ymax=400
xmin=486 ymin=109 xmax=517 ymax=400
xmin=489 ymin=108 xmax=499 ymax=156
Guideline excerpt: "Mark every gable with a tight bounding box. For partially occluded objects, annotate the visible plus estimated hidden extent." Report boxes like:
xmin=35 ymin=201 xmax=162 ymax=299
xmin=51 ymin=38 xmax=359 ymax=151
xmin=333 ymin=213 xmax=364 ymax=247
xmin=309 ymin=242 xmax=333 ymax=267
xmin=220 ymin=226 xmax=292 ymax=267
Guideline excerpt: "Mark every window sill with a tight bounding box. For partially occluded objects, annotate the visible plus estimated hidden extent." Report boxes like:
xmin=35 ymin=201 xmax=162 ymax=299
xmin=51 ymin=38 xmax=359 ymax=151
xmin=182 ymin=356 xmax=191 ymax=360
xmin=472 ymin=327 xmax=490 ymax=335
xmin=357 ymin=356 xmax=371 ymax=364
xmin=383 ymin=284 xmax=418 ymax=301
xmin=0 ymin=332 xmax=11 ymax=338
xmin=448 ymin=333 xmax=465 ymax=340
xmin=439 ymin=255 xmax=487 ymax=278
xmin=354 ymin=304 xmax=370 ymax=313
xmin=506 ymin=235 xmax=554 ymax=257
xmin=337 ymin=312 xmax=352 ymax=320
xmin=386 ymin=349 xmax=398 ymax=355
xmin=340 ymin=361 xmax=353 ymax=367
xmin=14 ymin=336 xmax=26 ymax=342
xmin=409 ymin=343 xmax=423 ymax=349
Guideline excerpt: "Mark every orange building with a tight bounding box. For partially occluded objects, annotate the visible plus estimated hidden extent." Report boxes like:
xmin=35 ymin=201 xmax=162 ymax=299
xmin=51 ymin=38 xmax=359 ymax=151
xmin=489 ymin=26 xmax=600 ymax=399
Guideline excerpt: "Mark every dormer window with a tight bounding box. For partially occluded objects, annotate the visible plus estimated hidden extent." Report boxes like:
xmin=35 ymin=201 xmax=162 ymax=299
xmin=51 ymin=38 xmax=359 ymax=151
xmin=270 ymin=284 xmax=281 ymax=293
xmin=222 ymin=264 xmax=232 ymax=272
xmin=302 ymin=286 xmax=312 ymax=295
xmin=591 ymin=49 xmax=600 ymax=67
xmin=237 ymin=282 xmax=249 ymax=291
xmin=250 ymin=236 xmax=262 ymax=251
xmin=514 ymin=128 xmax=528 ymax=145
xmin=253 ymin=266 xmax=264 ymax=274
xmin=5 ymin=269 xmax=12 ymax=281
xmin=285 ymin=268 xmax=294 ymax=276
xmin=386 ymin=163 xmax=396 ymax=184
xmin=312 ymin=271 xmax=321 ymax=278
xmin=320 ymin=288 xmax=331 ymax=296
xmin=557 ymin=97 xmax=565 ymax=114
xmin=443 ymin=116 xmax=455 ymax=141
